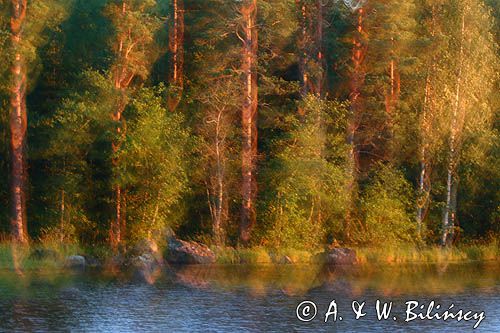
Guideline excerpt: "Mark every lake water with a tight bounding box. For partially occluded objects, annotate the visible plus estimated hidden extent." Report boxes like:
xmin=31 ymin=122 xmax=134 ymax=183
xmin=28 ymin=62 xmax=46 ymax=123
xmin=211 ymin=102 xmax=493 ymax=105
xmin=0 ymin=262 xmax=499 ymax=332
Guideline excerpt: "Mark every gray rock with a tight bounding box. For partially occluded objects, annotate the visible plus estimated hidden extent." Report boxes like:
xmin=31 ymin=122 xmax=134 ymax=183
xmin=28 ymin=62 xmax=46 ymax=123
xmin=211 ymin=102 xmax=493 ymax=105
xmin=65 ymin=255 xmax=86 ymax=270
xmin=130 ymin=253 xmax=162 ymax=283
xmin=84 ymin=256 xmax=102 ymax=268
xmin=323 ymin=248 xmax=357 ymax=266
xmin=131 ymin=253 xmax=156 ymax=270
xmin=108 ymin=254 xmax=126 ymax=268
xmin=166 ymin=237 xmax=216 ymax=264
xmin=132 ymin=239 xmax=159 ymax=256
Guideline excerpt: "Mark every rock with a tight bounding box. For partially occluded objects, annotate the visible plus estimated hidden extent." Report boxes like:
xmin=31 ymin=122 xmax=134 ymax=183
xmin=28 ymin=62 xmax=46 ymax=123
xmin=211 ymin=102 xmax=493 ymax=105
xmin=84 ymin=256 xmax=102 ymax=268
xmin=323 ymin=248 xmax=357 ymax=266
xmin=65 ymin=255 xmax=86 ymax=270
xmin=131 ymin=253 xmax=157 ymax=268
xmin=130 ymin=253 xmax=162 ymax=284
xmin=162 ymin=227 xmax=176 ymax=239
xmin=108 ymin=254 xmax=126 ymax=268
xmin=132 ymin=239 xmax=159 ymax=256
xmin=131 ymin=239 xmax=164 ymax=267
xmin=166 ymin=237 xmax=216 ymax=264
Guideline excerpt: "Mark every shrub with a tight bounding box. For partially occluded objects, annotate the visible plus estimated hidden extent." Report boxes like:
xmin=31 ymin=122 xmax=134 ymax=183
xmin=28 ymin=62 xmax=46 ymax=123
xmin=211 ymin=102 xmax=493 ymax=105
xmin=357 ymin=164 xmax=417 ymax=246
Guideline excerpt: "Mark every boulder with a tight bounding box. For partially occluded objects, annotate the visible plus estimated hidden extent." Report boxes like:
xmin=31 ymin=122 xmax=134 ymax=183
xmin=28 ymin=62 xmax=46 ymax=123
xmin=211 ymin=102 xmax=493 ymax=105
xmin=132 ymin=239 xmax=159 ymax=256
xmin=84 ymin=256 xmax=102 ymax=268
xmin=323 ymin=248 xmax=357 ymax=266
xmin=107 ymin=254 xmax=126 ymax=268
xmin=65 ymin=255 xmax=86 ymax=270
xmin=130 ymin=253 xmax=162 ymax=283
xmin=131 ymin=253 xmax=157 ymax=268
xmin=131 ymin=238 xmax=164 ymax=266
xmin=166 ymin=237 xmax=216 ymax=264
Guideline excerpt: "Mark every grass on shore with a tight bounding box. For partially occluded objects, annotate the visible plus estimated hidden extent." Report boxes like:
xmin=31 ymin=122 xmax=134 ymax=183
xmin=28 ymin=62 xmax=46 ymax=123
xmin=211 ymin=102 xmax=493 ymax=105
xmin=0 ymin=243 xmax=80 ymax=271
xmin=0 ymin=239 xmax=497 ymax=270
xmin=356 ymin=240 xmax=499 ymax=265
xmin=212 ymin=240 xmax=500 ymax=265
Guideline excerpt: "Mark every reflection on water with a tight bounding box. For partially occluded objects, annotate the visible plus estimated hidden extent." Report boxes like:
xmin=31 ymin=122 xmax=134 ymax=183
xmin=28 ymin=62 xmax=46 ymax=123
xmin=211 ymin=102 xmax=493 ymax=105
xmin=0 ymin=262 xmax=499 ymax=332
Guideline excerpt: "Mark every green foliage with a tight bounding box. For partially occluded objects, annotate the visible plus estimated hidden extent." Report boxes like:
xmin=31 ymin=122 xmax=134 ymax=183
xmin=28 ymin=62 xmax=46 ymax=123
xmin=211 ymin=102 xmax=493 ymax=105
xmin=357 ymin=164 xmax=417 ymax=246
xmin=39 ymin=70 xmax=116 ymax=242
xmin=104 ymin=0 xmax=163 ymax=81
xmin=117 ymin=85 xmax=191 ymax=241
xmin=261 ymin=95 xmax=349 ymax=249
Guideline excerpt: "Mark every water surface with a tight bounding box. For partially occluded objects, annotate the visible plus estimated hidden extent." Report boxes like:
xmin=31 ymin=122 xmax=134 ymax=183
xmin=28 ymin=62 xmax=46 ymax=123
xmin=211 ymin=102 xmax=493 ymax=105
xmin=0 ymin=262 xmax=499 ymax=332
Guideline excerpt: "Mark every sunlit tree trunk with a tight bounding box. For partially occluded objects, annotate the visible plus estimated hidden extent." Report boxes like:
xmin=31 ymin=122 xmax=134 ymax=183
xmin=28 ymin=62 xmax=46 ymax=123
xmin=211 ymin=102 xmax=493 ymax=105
xmin=296 ymin=0 xmax=325 ymax=98
xmin=417 ymin=5 xmax=436 ymax=234
xmin=385 ymin=37 xmax=400 ymax=117
xmin=297 ymin=0 xmax=309 ymax=97
xmin=9 ymin=0 xmax=28 ymax=244
xmin=168 ymin=0 xmax=184 ymax=111
xmin=345 ymin=7 xmax=366 ymax=240
xmin=212 ymin=108 xmax=227 ymax=245
xmin=383 ymin=35 xmax=401 ymax=162
xmin=110 ymin=1 xmax=132 ymax=249
xmin=239 ymin=0 xmax=258 ymax=245
xmin=417 ymin=67 xmax=432 ymax=233
xmin=314 ymin=0 xmax=325 ymax=96
xmin=442 ymin=9 xmax=466 ymax=246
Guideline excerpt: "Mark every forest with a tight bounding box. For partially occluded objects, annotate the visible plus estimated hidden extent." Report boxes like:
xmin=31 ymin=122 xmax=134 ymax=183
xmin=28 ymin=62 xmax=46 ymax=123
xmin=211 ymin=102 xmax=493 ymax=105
xmin=0 ymin=0 xmax=499 ymax=256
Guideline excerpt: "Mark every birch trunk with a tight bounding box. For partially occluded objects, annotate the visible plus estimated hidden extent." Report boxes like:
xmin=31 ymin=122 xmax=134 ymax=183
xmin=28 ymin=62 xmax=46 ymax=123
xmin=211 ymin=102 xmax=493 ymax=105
xmin=417 ymin=5 xmax=439 ymax=234
xmin=240 ymin=0 xmax=258 ymax=244
xmin=213 ymin=109 xmax=226 ymax=245
xmin=416 ymin=69 xmax=432 ymax=232
xmin=442 ymin=10 xmax=466 ymax=246
xmin=9 ymin=0 xmax=28 ymax=244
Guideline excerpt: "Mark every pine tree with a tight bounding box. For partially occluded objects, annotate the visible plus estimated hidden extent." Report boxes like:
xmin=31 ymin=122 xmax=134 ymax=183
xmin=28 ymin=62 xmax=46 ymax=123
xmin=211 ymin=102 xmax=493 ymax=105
xmin=167 ymin=0 xmax=184 ymax=111
xmin=239 ymin=0 xmax=258 ymax=245
xmin=8 ymin=0 xmax=28 ymax=243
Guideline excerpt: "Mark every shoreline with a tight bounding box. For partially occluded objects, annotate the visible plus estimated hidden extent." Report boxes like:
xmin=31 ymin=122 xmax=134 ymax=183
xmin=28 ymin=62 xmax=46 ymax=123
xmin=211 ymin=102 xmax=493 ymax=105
xmin=0 ymin=241 xmax=498 ymax=272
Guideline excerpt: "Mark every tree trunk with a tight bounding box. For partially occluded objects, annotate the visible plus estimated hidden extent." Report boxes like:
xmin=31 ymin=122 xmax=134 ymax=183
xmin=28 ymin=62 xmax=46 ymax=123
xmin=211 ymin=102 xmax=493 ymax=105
xmin=385 ymin=37 xmax=400 ymax=115
xmin=213 ymin=109 xmax=226 ymax=245
xmin=417 ymin=5 xmax=437 ymax=235
xmin=345 ymin=7 xmax=366 ymax=240
xmin=384 ymin=36 xmax=400 ymax=161
xmin=168 ymin=0 xmax=184 ymax=111
xmin=297 ymin=0 xmax=309 ymax=98
xmin=60 ymin=188 xmax=65 ymax=240
xmin=9 ymin=0 xmax=28 ymax=244
xmin=296 ymin=0 xmax=325 ymax=98
xmin=239 ymin=0 xmax=258 ymax=245
xmin=314 ymin=0 xmax=324 ymax=96
xmin=416 ymin=69 xmax=432 ymax=233
xmin=442 ymin=9 xmax=466 ymax=246
xmin=110 ymin=1 xmax=129 ymax=249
